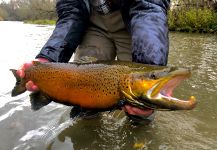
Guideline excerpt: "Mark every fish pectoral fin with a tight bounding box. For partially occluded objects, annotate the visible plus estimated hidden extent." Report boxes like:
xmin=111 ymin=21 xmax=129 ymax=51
xmin=72 ymin=56 xmax=98 ymax=64
xmin=70 ymin=106 xmax=100 ymax=119
xmin=30 ymin=92 xmax=52 ymax=110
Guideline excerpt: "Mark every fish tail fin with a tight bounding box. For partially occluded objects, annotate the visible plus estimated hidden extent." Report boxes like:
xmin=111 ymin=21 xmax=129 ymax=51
xmin=10 ymin=69 xmax=27 ymax=97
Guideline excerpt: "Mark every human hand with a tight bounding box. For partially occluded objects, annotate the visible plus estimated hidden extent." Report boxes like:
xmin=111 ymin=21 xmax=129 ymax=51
xmin=16 ymin=58 xmax=49 ymax=92
xmin=122 ymin=104 xmax=154 ymax=117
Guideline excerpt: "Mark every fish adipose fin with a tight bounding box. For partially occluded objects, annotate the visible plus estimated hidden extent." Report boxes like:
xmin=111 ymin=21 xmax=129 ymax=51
xmin=10 ymin=69 xmax=27 ymax=97
xmin=30 ymin=92 xmax=52 ymax=110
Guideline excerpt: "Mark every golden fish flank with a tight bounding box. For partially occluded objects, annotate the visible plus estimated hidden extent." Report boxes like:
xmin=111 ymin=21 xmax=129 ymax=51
xmin=10 ymin=60 xmax=197 ymax=111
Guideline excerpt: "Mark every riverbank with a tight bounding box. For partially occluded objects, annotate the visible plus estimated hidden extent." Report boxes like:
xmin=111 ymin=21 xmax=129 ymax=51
xmin=168 ymin=8 xmax=217 ymax=33
xmin=23 ymin=8 xmax=217 ymax=34
xmin=24 ymin=20 xmax=56 ymax=25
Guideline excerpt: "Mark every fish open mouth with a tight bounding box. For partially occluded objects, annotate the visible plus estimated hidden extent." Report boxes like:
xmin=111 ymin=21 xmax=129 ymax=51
xmin=145 ymin=70 xmax=197 ymax=110
xmin=158 ymin=76 xmax=187 ymax=101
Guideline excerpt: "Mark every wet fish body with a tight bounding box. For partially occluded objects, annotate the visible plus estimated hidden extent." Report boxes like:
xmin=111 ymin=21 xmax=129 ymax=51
xmin=10 ymin=61 xmax=197 ymax=111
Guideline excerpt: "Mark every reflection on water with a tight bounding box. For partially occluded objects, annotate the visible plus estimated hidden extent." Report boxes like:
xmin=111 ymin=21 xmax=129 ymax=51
xmin=0 ymin=22 xmax=217 ymax=150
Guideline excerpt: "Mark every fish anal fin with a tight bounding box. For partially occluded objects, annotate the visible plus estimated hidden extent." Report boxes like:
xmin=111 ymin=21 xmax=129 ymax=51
xmin=30 ymin=92 xmax=52 ymax=110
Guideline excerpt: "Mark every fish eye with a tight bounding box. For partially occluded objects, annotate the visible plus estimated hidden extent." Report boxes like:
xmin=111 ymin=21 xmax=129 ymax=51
xmin=150 ymin=73 xmax=157 ymax=80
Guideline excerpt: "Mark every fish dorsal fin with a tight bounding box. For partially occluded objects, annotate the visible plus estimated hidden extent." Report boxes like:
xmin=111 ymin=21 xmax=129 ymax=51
xmin=32 ymin=61 xmax=42 ymax=66
xmin=72 ymin=56 xmax=98 ymax=64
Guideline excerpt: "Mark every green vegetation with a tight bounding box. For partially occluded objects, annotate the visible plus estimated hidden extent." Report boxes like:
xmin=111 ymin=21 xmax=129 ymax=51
xmin=169 ymin=8 xmax=217 ymax=33
xmin=168 ymin=0 xmax=217 ymax=33
xmin=24 ymin=20 xmax=56 ymax=25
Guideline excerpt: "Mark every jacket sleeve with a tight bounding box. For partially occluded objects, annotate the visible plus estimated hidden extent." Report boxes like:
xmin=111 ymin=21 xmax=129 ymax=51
xmin=129 ymin=0 xmax=170 ymax=66
xmin=36 ymin=0 xmax=89 ymax=62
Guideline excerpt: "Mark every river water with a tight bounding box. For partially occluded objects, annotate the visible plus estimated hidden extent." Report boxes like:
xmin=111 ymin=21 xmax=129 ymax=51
xmin=0 ymin=21 xmax=216 ymax=150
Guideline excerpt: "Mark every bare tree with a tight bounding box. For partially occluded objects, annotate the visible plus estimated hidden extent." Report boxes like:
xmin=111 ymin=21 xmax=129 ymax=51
xmin=0 ymin=0 xmax=56 ymax=21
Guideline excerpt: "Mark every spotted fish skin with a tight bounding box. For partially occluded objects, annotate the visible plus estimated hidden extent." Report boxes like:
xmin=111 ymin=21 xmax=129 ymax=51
xmin=27 ymin=62 xmax=132 ymax=109
xmin=10 ymin=61 xmax=197 ymax=111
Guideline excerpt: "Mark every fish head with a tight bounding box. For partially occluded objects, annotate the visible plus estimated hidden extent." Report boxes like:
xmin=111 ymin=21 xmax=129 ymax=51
xmin=121 ymin=66 xmax=197 ymax=110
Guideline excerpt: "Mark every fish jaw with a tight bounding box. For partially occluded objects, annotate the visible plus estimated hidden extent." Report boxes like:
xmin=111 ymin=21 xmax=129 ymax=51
xmin=121 ymin=68 xmax=197 ymax=110
xmin=143 ymin=69 xmax=197 ymax=110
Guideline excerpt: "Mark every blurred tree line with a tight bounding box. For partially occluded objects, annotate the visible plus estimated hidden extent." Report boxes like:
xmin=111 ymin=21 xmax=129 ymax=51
xmin=169 ymin=0 xmax=217 ymax=33
xmin=0 ymin=0 xmax=56 ymax=21
xmin=0 ymin=0 xmax=216 ymax=33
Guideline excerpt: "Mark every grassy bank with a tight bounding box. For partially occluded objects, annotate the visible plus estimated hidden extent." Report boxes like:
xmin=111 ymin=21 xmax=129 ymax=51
xmin=24 ymin=8 xmax=217 ymax=34
xmin=168 ymin=8 xmax=217 ymax=33
xmin=24 ymin=20 xmax=56 ymax=25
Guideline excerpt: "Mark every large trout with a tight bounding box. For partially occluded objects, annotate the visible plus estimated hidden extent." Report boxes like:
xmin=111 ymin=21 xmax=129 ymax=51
xmin=10 ymin=60 xmax=197 ymax=114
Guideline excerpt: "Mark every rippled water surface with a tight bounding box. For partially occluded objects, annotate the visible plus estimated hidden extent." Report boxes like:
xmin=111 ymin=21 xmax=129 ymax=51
xmin=0 ymin=21 xmax=217 ymax=150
